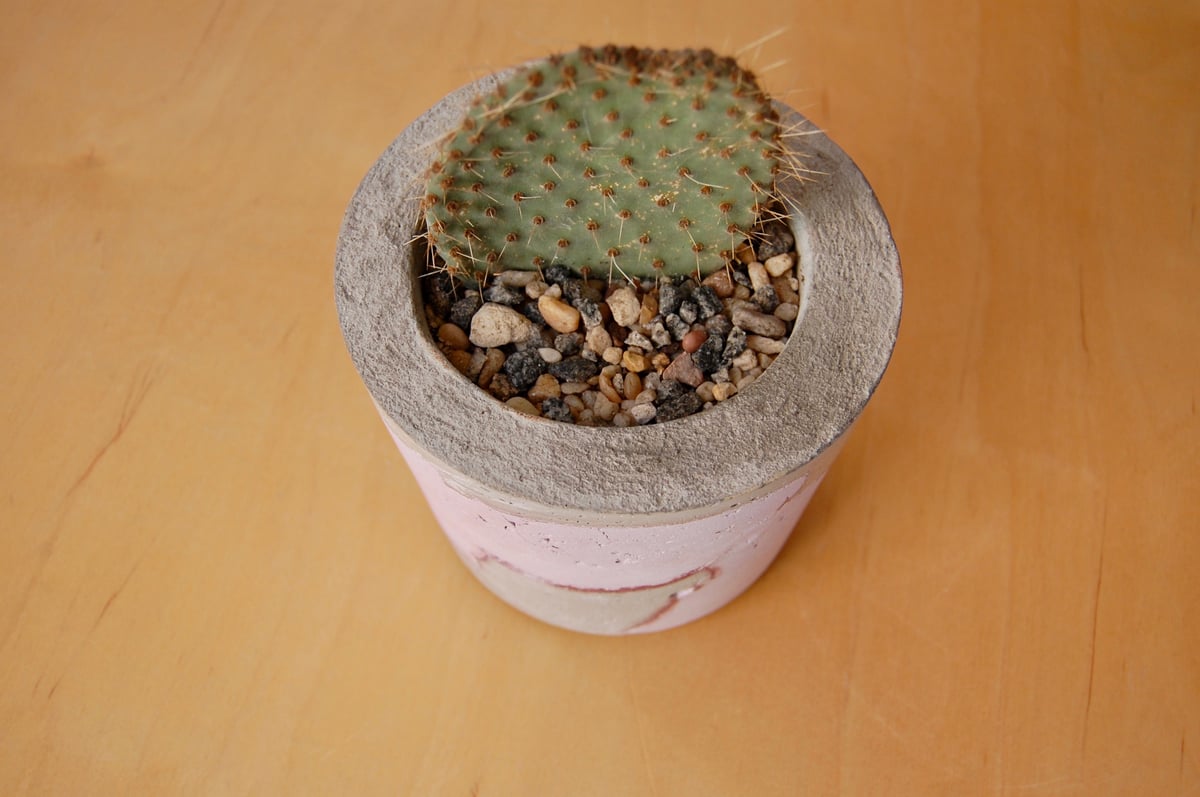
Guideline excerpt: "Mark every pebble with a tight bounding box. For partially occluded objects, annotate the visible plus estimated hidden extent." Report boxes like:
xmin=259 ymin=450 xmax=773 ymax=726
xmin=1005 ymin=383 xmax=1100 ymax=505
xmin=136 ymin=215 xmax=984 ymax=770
xmin=612 ymin=412 xmax=634 ymax=427
xmin=723 ymin=326 xmax=747 ymax=362
xmin=696 ymin=381 xmax=716 ymax=402
xmin=772 ymin=276 xmax=799 ymax=305
xmin=586 ymin=325 xmax=612 ymax=354
xmin=483 ymin=283 xmax=524 ymax=306
xmin=606 ymin=286 xmax=641 ymax=327
xmin=664 ymin=313 xmax=690 ymax=341
xmin=449 ymin=294 xmax=483 ymax=330
xmin=712 ymin=381 xmax=736 ymax=401
xmin=563 ymin=394 xmax=585 ymax=411
xmin=733 ymin=348 xmax=758 ymax=371
xmin=764 ymin=252 xmax=795 ymax=277
xmin=747 ymin=261 xmax=771 ymax=290
xmin=548 ymin=355 xmax=599 ymax=383
xmin=753 ymin=285 xmax=780 ymax=314
xmin=662 ymin=352 xmax=705 ymax=387
xmin=735 ymin=242 xmax=756 ymax=264
xmin=575 ymin=298 xmax=604 ymax=328
xmin=755 ymin=219 xmax=794 ymax=260
xmin=499 ymin=270 xmax=539 ymax=287
xmin=437 ymin=322 xmax=470 ymax=350
xmin=651 ymin=352 xmax=671 ymax=372
xmin=506 ymin=396 xmax=540 ymax=416
xmin=639 ymin=293 xmax=659 ymax=325
xmin=477 ymin=348 xmax=506 ymax=387
xmin=538 ymin=294 xmax=581 ymax=333
xmin=732 ymin=305 xmax=787 ymax=338
xmin=470 ymin=303 xmax=534 ymax=347
xmin=702 ymin=269 xmax=735 ymax=298
xmin=560 ymin=381 xmax=589 ymax=395
xmin=445 ymin=349 xmax=473 ymax=374
xmin=774 ymin=302 xmax=799 ymax=322
xmin=625 ymin=330 xmax=653 ymax=350
xmin=426 ymin=272 xmax=457 ymax=316
xmin=648 ymin=320 xmax=672 ymax=347
xmin=623 ymin=371 xmax=643 ymax=400
xmin=705 ymin=314 xmax=733 ymax=337
xmin=555 ymin=332 xmax=583 ymax=355
xmin=681 ymin=328 xmax=708 ymax=353
xmin=593 ymin=394 xmax=618 ymax=422
xmin=733 ymin=284 xmax=752 ymax=301
xmin=629 ymin=403 xmax=657 ymax=425
xmin=503 ymin=349 xmax=547 ymax=391
xmin=692 ymin=333 xmax=726 ymax=373
xmin=543 ymin=264 xmax=573 ymax=284
xmin=488 ymin=373 xmax=518 ymax=401
xmin=525 ymin=280 xmax=549 ymax=299
xmin=538 ymin=347 xmax=563 ymax=363
xmin=658 ymin=281 xmax=684 ymax=315
xmin=527 ymin=373 xmax=561 ymax=403
xmin=693 ymin=286 xmax=723 ymax=318
xmin=601 ymin=346 xmax=623 ymax=365
xmin=621 ymin=349 xmax=650 ymax=373
xmin=541 ymin=397 xmax=574 ymax=422
xmin=598 ymin=372 xmax=623 ymax=403
xmin=736 ymin=373 xmax=758 ymax=391
xmin=656 ymin=390 xmax=703 ymax=422
xmin=678 ymin=299 xmax=699 ymax=324
xmin=747 ymin=335 xmax=786 ymax=354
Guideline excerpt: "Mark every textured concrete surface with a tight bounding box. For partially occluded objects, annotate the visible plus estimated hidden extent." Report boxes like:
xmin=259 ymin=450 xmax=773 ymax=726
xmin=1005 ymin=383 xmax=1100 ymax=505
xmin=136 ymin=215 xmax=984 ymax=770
xmin=335 ymin=70 xmax=902 ymax=518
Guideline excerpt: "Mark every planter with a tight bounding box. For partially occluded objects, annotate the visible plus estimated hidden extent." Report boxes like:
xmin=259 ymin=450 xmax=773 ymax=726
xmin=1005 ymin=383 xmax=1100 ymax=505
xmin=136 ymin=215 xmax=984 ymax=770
xmin=335 ymin=61 xmax=901 ymax=635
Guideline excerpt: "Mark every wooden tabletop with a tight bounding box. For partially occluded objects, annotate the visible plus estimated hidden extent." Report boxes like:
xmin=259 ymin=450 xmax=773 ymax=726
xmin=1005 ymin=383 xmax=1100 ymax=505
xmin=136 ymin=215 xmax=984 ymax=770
xmin=2 ymin=2 xmax=1197 ymax=794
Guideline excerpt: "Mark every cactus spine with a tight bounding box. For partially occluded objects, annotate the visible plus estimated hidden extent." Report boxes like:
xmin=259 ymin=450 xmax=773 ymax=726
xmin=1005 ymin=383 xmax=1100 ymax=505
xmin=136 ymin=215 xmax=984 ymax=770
xmin=421 ymin=45 xmax=783 ymax=280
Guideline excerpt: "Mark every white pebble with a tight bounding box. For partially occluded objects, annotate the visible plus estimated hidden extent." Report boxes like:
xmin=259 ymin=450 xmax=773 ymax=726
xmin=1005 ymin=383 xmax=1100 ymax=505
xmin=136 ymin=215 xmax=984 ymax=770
xmin=748 ymin=261 xmax=771 ymax=290
xmin=499 ymin=270 xmax=539 ymax=287
xmin=606 ymin=286 xmax=641 ymax=327
xmin=538 ymin=347 xmax=563 ymax=363
xmin=774 ymin=302 xmax=799 ymax=322
xmin=629 ymin=403 xmax=657 ymax=425
xmin=525 ymin=280 xmax=549 ymax=299
xmin=746 ymin=335 xmax=786 ymax=354
xmin=560 ymin=381 xmax=589 ymax=394
xmin=505 ymin=397 xmax=540 ymax=416
xmin=764 ymin=252 xmax=795 ymax=277
xmin=733 ymin=349 xmax=758 ymax=370
xmin=469 ymin=303 xmax=534 ymax=348
xmin=586 ymin=325 xmax=613 ymax=354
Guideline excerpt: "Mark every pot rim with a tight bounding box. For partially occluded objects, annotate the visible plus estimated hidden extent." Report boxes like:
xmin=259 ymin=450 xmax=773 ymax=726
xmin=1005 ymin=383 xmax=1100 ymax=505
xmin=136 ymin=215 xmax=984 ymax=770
xmin=335 ymin=67 xmax=902 ymax=517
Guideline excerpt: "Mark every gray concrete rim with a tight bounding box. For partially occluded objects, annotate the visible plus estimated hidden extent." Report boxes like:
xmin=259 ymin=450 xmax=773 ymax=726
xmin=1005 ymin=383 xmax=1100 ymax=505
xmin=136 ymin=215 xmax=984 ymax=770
xmin=335 ymin=68 xmax=902 ymax=517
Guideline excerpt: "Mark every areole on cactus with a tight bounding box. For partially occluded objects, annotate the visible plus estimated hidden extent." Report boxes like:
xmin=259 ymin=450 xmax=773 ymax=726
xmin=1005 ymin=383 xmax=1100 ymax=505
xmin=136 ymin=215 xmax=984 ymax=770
xmin=420 ymin=45 xmax=784 ymax=280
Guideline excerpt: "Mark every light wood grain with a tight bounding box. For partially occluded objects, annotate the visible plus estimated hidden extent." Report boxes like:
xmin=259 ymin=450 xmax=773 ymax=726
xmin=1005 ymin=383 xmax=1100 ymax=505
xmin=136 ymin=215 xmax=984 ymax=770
xmin=2 ymin=1 xmax=1197 ymax=794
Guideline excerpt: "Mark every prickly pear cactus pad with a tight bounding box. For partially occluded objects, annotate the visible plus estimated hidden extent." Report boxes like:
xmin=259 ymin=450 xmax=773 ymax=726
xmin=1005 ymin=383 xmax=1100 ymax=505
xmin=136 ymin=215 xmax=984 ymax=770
xmin=421 ymin=45 xmax=783 ymax=279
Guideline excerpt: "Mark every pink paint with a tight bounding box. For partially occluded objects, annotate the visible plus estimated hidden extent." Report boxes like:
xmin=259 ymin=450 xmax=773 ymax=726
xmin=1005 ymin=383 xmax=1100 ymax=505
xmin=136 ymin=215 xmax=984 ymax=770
xmin=382 ymin=410 xmax=838 ymax=634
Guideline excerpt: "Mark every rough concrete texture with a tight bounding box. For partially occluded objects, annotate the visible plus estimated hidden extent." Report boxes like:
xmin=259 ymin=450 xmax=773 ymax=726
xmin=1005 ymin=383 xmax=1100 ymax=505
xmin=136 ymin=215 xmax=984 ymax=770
xmin=335 ymin=70 xmax=902 ymax=518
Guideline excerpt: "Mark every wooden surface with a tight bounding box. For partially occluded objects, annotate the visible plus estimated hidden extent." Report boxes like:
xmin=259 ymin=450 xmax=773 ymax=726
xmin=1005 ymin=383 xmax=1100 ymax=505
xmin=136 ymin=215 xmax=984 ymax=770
xmin=2 ymin=2 xmax=1197 ymax=794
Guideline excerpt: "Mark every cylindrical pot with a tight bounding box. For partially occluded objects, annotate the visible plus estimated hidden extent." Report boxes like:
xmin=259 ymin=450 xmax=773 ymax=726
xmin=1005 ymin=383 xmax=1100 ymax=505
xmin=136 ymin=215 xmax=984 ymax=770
xmin=335 ymin=69 xmax=902 ymax=635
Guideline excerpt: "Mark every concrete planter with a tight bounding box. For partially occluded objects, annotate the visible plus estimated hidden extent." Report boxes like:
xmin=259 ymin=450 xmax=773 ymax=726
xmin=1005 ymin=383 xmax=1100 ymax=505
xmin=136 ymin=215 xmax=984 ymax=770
xmin=335 ymin=69 xmax=901 ymax=635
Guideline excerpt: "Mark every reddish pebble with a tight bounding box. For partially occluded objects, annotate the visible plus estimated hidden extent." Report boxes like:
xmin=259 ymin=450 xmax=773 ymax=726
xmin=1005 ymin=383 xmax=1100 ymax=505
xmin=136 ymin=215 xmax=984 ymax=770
xmin=681 ymin=328 xmax=708 ymax=353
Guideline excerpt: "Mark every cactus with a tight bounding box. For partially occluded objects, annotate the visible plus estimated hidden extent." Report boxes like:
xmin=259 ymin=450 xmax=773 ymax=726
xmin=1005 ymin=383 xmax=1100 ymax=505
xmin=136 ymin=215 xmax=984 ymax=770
xmin=421 ymin=45 xmax=783 ymax=280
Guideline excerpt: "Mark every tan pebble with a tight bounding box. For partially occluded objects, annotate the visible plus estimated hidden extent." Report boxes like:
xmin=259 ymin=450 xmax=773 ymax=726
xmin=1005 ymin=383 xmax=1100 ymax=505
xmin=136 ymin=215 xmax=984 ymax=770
xmin=586 ymin=325 xmax=613 ymax=354
xmin=758 ymin=352 xmax=775 ymax=369
xmin=598 ymin=372 xmax=623 ymax=403
xmin=538 ymin=347 xmax=563 ymax=363
xmin=465 ymin=349 xmax=486 ymax=380
xmin=634 ymin=388 xmax=658 ymax=405
xmin=764 ymin=252 xmax=795 ymax=277
xmin=748 ymin=367 xmax=763 ymax=379
xmin=525 ymin=280 xmax=549 ymax=299
xmin=733 ymin=284 xmax=752 ymax=301
xmin=696 ymin=381 xmax=716 ymax=403
xmin=681 ymin=328 xmax=708 ymax=353
xmin=538 ymin=294 xmax=581 ymax=333
xmin=662 ymin=352 xmax=705 ymax=387
xmin=746 ymin=334 xmax=786 ymax=354
xmin=527 ymin=373 xmax=562 ymax=403
xmin=629 ymin=403 xmax=657 ymax=425
xmin=702 ymin=268 xmax=735 ymax=298
xmin=577 ymin=408 xmax=595 ymax=424
xmin=606 ymin=286 xmax=641 ymax=327
xmin=733 ymin=348 xmax=758 ymax=371
xmin=612 ymin=412 xmax=634 ymax=428
xmin=772 ymin=276 xmax=799 ymax=304
xmin=581 ymin=390 xmax=598 ymax=408
xmin=593 ymin=394 xmax=618 ymax=421
xmin=560 ymin=381 xmax=589 ymax=394
xmin=445 ymin=349 xmax=473 ymax=374
xmin=790 ymin=276 xmax=800 ymax=290
xmin=639 ymin=293 xmax=659 ymax=325
xmin=602 ymin=346 xmax=624 ymax=365
xmin=732 ymin=304 xmax=788 ymax=337
xmin=623 ymin=371 xmax=643 ymax=401
xmin=735 ymin=241 xmax=756 ymax=264
xmin=736 ymin=373 xmax=758 ymax=390
xmin=621 ymin=349 xmax=649 ymax=373
xmin=601 ymin=363 xmax=621 ymax=378
xmin=498 ymin=270 xmax=538 ymax=287
xmin=774 ymin=302 xmax=799 ymax=322
xmin=651 ymin=352 xmax=671 ymax=372
xmin=543 ymin=283 xmax=563 ymax=298
xmin=437 ymin=322 xmax=470 ymax=350
xmin=469 ymin=303 xmax=534 ymax=347
xmin=747 ymin=261 xmax=770 ymax=290
xmin=730 ymin=365 xmax=744 ymax=383
xmin=477 ymin=348 xmax=506 ymax=388
xmin=712 ymin=381 xmax=736 ymax=401
xmin=564 ymin=394 xmax=585 ymax=412
xmin=505 ymin=397 xmax=540 ymax=416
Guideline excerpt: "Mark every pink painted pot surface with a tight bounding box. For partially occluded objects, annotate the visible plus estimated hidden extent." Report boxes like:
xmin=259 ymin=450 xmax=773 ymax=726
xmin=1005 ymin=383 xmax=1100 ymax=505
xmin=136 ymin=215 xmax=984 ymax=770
xmin=381 ymin=409 xmax=843 ymax=634
xmin=335 ymin=67 xmax=901 ymax=636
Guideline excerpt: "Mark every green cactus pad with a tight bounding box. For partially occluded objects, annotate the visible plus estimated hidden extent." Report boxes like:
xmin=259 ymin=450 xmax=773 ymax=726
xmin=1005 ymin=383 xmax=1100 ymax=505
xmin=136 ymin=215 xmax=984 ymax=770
xmin=421 ymin=45 xmax=782 ymax=279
